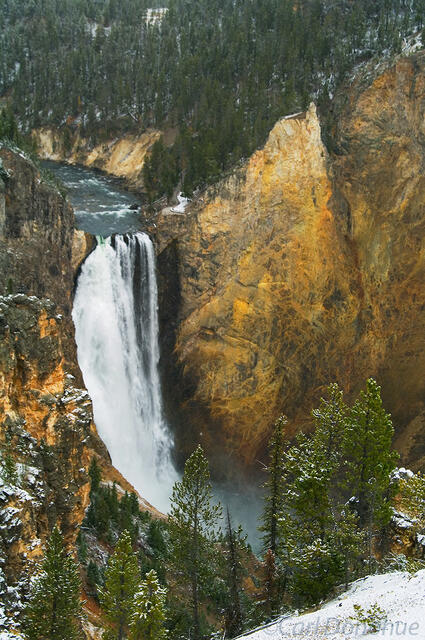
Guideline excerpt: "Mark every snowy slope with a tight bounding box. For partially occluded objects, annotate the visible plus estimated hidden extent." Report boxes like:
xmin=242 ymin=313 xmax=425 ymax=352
xmin=239 ymin=570 xmax=425 ymax=639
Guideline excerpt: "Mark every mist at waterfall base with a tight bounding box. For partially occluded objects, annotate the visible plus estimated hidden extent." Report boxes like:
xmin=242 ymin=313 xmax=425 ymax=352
xmin=73 ymin=233 xmax=178 ymax=512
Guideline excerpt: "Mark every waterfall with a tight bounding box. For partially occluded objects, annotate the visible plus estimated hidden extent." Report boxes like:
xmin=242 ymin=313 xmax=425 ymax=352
xmin=72 ymin=232 xmax=178 ymax=512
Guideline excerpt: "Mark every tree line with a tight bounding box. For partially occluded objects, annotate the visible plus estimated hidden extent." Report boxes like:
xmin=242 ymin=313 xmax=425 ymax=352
xmin=14 ymin=377 xmax=421 ymax=639
xmin=1 ymin=0 xmax=425 ymax=197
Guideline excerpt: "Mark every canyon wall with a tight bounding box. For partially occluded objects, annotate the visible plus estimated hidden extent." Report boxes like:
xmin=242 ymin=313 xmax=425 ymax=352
xmin=157 ymin=52 xmax=425 ymax=475
xmin=0 ymin=148 xmax=151 ymax=634
xmin=34 ymin=127 xmax=161 ymax=191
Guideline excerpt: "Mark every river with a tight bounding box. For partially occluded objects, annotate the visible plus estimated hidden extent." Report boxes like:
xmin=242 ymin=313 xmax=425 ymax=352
xmin=45 ymin=160 xmax=178 ymax=512
xmin=42 ymin=160 xmax=142 ymax=236
xmin=45 ymin=160 xmax=262 ymax=545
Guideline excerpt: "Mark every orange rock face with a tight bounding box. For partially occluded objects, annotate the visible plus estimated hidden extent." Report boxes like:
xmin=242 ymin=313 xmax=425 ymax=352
xmin=163 ymin=54 xmax=425 ymax=473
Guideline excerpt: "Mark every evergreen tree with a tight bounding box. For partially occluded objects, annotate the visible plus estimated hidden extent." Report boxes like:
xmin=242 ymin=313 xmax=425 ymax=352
xmin=22 ymin=525 xmax=83 ymax=640
xmin=259 ymin=415 xmax=287 ymax=554
xmin=168 ymin=445 xmax=222 ymax=640
xmin=76 ymin=530 xmax=87 ymax=565
xmin=223 ymin=508 xmax=243 ymax=637
xmin=343 ymin=378 xmax=399 ymax=563
xmin=0 ymin=427 xmax=19 ymax=486
xmin=129 ymin=569 xmax=167 ymax=640
xmin=86 ymin=560 xmax=102 ymax=599
xmin=0 ymin=452 xmax=18 ymax=486
xmin=88 ymin=457 xmax=101 ymax=494
xmin=399 ymin=471 xmax=425 ymax=531
xmin=100 ymin=530 xmax=140 ymax=640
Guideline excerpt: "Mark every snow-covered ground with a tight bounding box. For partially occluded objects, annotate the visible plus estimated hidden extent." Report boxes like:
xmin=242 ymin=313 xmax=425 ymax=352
xmin=239 ymin=570 xmax=425 ymax=639
xmin=171 ymin=192 xmax=190 ymax=213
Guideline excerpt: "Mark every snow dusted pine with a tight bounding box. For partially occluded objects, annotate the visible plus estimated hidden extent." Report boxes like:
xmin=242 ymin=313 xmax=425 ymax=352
xmin=129 ymin=569 xmax=167 ymax=640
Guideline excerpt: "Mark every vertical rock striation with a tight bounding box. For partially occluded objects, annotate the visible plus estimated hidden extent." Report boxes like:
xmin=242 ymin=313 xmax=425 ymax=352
xmin=159 ymin=53 xmax=425 ymax=474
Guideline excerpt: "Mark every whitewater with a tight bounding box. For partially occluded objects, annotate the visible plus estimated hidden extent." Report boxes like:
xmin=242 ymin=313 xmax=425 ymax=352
xmin=72 ymin=232 xmax=178 ymax=512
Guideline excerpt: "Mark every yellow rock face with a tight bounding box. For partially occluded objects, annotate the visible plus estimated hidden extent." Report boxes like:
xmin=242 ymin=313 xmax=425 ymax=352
xmin=170 ymin=55 xmax=425 ymax=471
xmin=173 ymin=105 xmax=358 ymax=466
xmin=34 ymin=127 xmax=162 ymax=189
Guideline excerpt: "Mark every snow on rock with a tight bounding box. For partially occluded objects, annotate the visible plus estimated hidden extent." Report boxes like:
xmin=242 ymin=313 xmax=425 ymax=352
xmin=239 ymin=570 xmax=425 ymax=639
xmin=171 ymin=192 xmax=190 ymax=213
xmin=391 ymin=467 xmax=414 ymax=482
xmin=392 ymin=510 xmax=417 ymax=530
xmin=416 ymin=534 xmax=425 ymax=547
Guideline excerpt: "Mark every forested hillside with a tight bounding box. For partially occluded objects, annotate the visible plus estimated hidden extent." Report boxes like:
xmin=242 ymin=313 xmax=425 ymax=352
xmin=1 ymin=0 xmax=425 ymax=195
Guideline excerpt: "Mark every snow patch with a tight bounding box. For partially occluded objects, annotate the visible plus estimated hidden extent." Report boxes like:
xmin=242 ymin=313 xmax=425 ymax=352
xmin=240 ymin=570 xmax=425 ymax=639
xmin=170 ymin=192 xmax=190 ymax=213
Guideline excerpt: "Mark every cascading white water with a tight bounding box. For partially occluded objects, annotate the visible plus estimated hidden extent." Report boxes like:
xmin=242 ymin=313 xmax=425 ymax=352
xmin=72 ymin=232 xmax=178 ymax=512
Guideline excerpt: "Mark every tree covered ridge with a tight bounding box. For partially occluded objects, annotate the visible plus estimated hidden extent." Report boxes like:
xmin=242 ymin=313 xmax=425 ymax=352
xmin=1 ymin=0 xmax=425 ymax=195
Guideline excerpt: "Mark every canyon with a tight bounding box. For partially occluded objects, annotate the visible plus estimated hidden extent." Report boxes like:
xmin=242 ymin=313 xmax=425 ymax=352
xmin=33 ymin=51 xmax=425 ymax=480
xmin=2 ymin=46 xmax=425 ymax=637
xmin=0 ymin=148 xmax=160 ymax=636
xmin=150 ymin=51 xmax=425 ymax=477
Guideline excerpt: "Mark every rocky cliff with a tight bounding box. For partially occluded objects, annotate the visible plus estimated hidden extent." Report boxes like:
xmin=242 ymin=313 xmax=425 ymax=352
xmin=156 ymin=52 xmax=425 ymax=476
xmin=0 ymin=147 xmax=149 ymax=635
xmin=33 ymin=127 xmax=162 ymax=191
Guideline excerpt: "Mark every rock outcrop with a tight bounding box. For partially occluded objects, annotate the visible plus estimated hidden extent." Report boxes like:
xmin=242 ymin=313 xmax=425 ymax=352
xmin=0 ymin=147 xmax=151 ymax=635
xmin=34 ymin=127 xmax=162 ymax=191
xmin=157 ymin=52 xmax=425 ymax=476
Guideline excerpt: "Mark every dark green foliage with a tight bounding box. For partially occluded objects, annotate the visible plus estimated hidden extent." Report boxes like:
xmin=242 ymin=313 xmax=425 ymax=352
xmin=0 ymin=427 xmax=19 ymax=486
xmin=147 ymin=519 xmax=167 ymax=556
xmin=129 ymin=569 xmax=167 ymax=640
xmin=22 ymin=526 xmax=83 ymax=640
xmin=76 ymin=530 xmax=88 ymax=565
xmin=142 ymin=137 xmax=178 ymax=203
xmin=88 ymin=457 xmax=101 ymax=494
xmin=222 ymin=508 xmax=244 ymax=637
xmin=260 ymin=415 xmax=287 ymax=554
xmin=83 ymin=462 xmax=141 ymax=544
xmin=344 ymin=379 xmax=399 ymax=529
xmin=1 ymin=0 xmax=424 ymax=196
xmin=86 ymin=560 xmax=103 ymax=598
xmin=259 ymin=379 xmax=398 ymax=609
xmin=100 ymin=530 xmax=140 ymax=640
xmin=0 ymin=106 xmax=19 ymax=142
xmin=343 ymin=378 xmax=399 ymax=566
xmin=168 ymin=444 xmax=222 ymax=640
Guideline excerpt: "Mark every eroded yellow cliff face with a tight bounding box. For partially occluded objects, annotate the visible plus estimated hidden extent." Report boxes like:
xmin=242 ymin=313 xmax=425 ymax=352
xmin=171 ymin=105 xmax=359 ymax=466
xmin=34 ymin=128 xmax=161 ymax=189
xmin=332 ymin=53 xmax=425 ymax=470
xmin=166 ymin=53 xmax=425 ymax=471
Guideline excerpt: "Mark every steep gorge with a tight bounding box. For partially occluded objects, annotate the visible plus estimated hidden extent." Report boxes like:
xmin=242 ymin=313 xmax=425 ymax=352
xmin=0 ymin=149 xmax=155 ymax=634
xmin=34 ymin=127 xmax=162 ymax=192
xmin=154 ymin=51 xmax=425 ymax=475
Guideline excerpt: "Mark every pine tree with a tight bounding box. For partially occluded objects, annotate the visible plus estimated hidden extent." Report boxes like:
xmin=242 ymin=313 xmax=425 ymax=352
xmin=22 ymin=526 xmax=83 ymax=640
xmin=223 ymin=508 xmax=243 ymax=637
xmin=76 ymin=530 xmax=88 ymax=564
xmin=100 ymin=530 xmax=140 ymax=640
xmin=399 ymin=472 xmax=425 ymax=531
xmin=129 ymin=569 xmax=167 ymax=640
xmin=1 ymin=427 xmax=19 ymax=486
xmin=168 ymin=445 xmax=222 ymax=640
xmin=0 ymin=452 xmax=18 ymax=486
xmin=89 ymin=457 xmax=101 ymax=494
xmin=259 ymin=415 xmax=287 ymax=554
xmin=343 ymin=378 xmax=399 ymax=563
xmin=331 ymin=508 xmax=365 ymax=589
xmin=261 ymin=548 xmax=280 ymax=620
